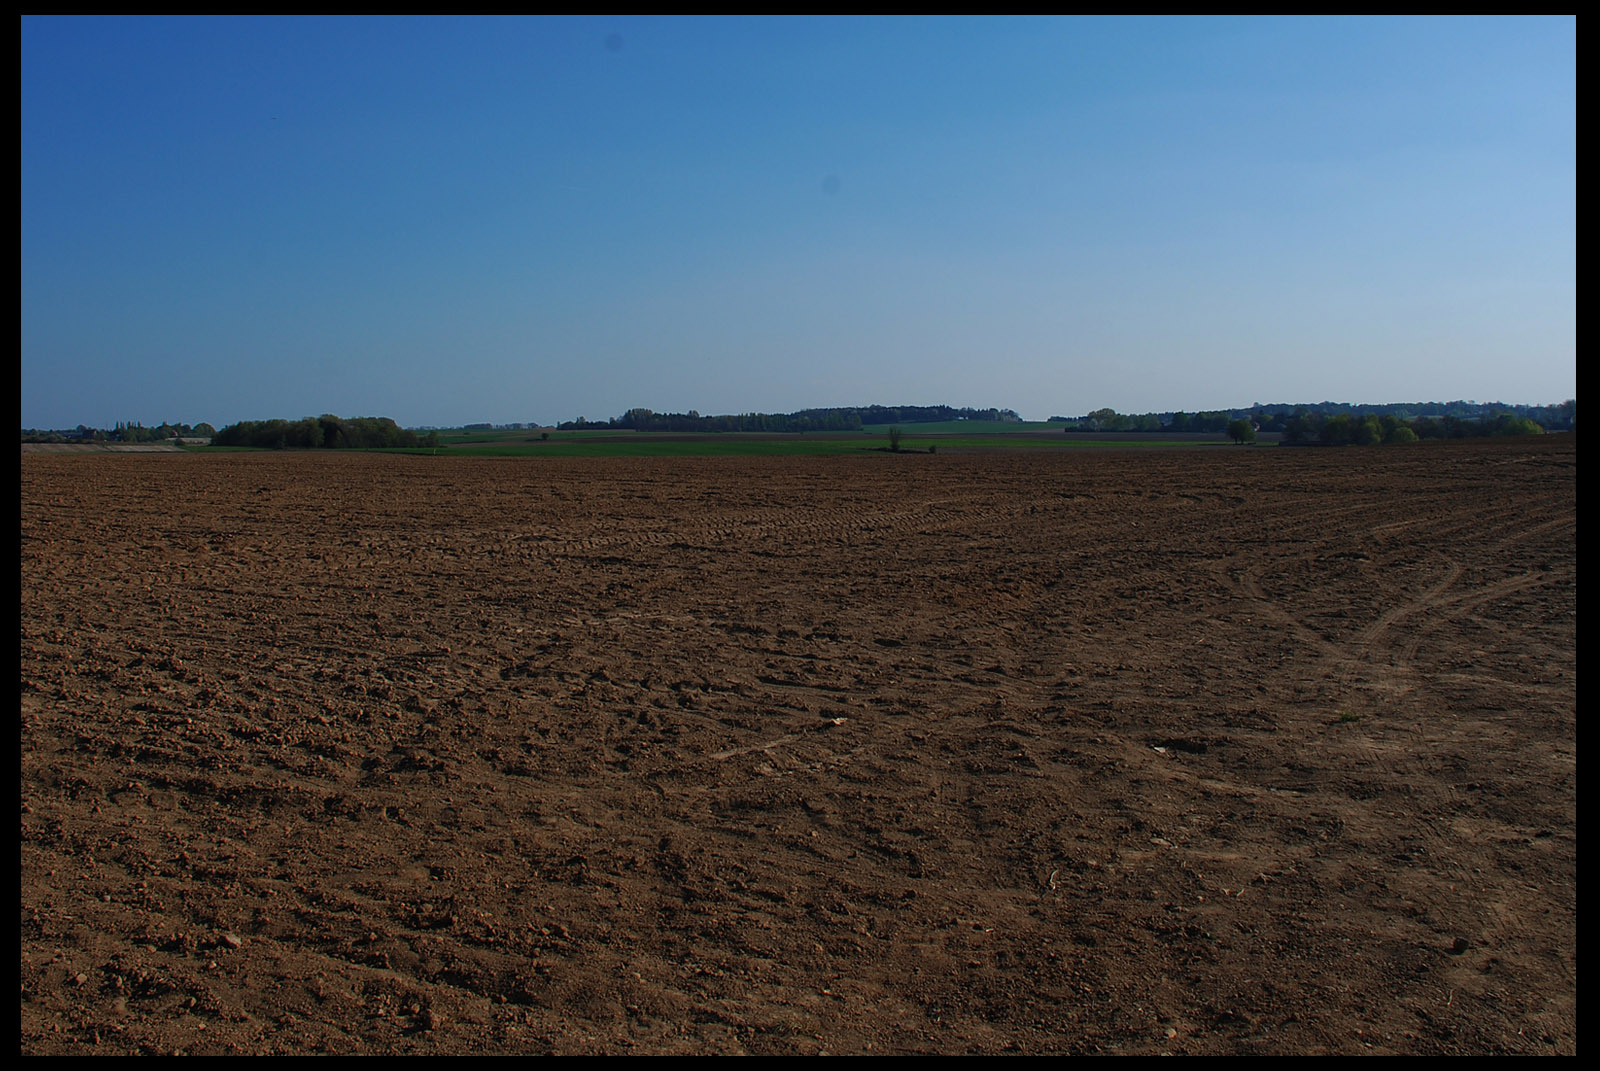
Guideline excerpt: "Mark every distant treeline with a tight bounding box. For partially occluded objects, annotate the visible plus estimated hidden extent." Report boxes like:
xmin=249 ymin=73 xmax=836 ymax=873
xmin=1283 ymin=410 xmax=1551 ymax=445
xmin=212 ymin=415 xmax=427 ymax=450
xmin=1051 ymin=408 xmax=1232 ymax=432
xmin=1052 ymin=399 xmax=1575 ymax=437
xmin=21 ymin=421 xmax=215 ymax=444
xmin=22 ymin=399 xmax=1573 ymax=446
xmin=558 ymin=404 xmax=1022 ymax=433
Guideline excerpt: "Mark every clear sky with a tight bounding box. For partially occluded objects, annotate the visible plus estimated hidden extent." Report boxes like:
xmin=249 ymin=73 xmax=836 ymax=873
xmin=21 ymin=16 xmax=1576 ymax=428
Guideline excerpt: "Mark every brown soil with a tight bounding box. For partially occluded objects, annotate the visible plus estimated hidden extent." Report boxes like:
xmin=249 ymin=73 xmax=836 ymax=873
xmin=20 ymin=438 xmax=1577 ymax=1054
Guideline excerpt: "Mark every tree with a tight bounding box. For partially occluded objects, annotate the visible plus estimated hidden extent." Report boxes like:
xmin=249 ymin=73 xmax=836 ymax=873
xmin=1320 ymin=413 xmax=1354 ymax=445
xmin=1491 ymin=415 xmax=1543 ymax=437
xmin=1226 ymin=419 xmax=1256 ymax=445
xmin=888 ymin=426 xmax=903 ymax=452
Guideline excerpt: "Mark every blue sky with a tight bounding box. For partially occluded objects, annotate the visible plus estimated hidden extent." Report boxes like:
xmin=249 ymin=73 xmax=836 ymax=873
xmin=21 ymin=16 xmax=1575 ymax=428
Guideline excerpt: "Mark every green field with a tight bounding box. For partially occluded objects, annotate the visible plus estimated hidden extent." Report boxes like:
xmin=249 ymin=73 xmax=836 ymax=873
xmin=176 ymin=421 xmax=1234 ymax=458
xmin=430 ymin=439 xmax=872 ymax=458
xmin=377 ymin=429 xmax=1224 ymax=458
xmin=860 ymin=420 xmax=1062 ymax=434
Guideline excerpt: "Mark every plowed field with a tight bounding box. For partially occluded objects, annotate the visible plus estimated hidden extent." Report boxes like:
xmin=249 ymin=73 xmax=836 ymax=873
xmin=20 ymin=438 xmax=1577 ymax=1054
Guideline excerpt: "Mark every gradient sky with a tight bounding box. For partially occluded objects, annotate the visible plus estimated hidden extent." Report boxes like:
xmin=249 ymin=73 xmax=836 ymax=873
xmin=21 ymin=16 xmax=1576 ymax=428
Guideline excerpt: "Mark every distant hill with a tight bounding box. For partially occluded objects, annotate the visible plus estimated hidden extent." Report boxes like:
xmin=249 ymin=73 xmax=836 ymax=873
xmin=557 ymin=405 xmax=1022 ymax=434
xmin=554 ymin=399 xmax=1572 ymax=436
xmin=1049 ymin=399 xmax=1574 ymax=435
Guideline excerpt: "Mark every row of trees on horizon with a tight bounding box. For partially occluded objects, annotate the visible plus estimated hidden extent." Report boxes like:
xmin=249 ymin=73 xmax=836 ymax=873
xmin=557 ymin=404 xmax=1023 ymax=433
xmin=21 ymin=398 xmax=1574 ymax=446
xmin=20 ymin=420 xmax=216 ymax=444
xmin=1052 ymin=398 xmax=1575 ymax=435
xmin=560 ymin=399 xmax=1573 ymax=436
